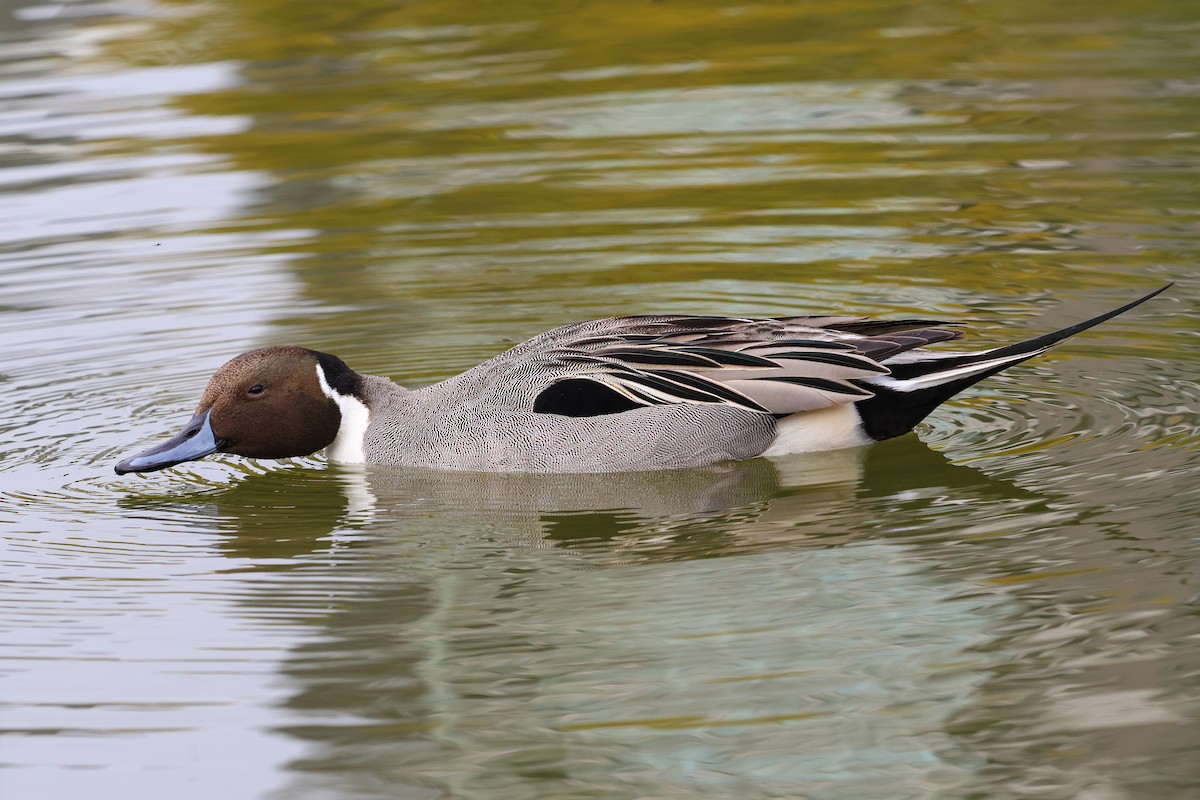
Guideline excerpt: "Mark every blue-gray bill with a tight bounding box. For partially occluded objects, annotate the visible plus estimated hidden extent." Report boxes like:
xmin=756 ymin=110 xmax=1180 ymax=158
xmin=114 ymin=409 xmax=226 ymax=474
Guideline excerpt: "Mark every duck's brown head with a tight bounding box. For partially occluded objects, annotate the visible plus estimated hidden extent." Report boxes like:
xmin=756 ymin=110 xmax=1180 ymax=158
xmin=115 ymin=346 xmax=360 ymax=474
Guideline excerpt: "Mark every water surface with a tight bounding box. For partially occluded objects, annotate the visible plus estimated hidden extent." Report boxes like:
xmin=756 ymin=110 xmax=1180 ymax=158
xmin=2 ymin=0 xmax=1198 ymax=798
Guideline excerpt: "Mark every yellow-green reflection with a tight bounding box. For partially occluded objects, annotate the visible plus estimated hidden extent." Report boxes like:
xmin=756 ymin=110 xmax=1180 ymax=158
xmin=1 ymin=0 xmax=1197 ymax=797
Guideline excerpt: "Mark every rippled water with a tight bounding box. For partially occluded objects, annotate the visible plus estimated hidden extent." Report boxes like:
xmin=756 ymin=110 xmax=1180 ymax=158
xmin=2 ymin=0 xmax=1198 ymax=797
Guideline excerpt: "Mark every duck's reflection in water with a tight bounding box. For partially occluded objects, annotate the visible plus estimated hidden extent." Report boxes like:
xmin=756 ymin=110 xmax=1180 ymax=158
xmin=196 ymin=433 xmax=1031 ymax=563
xmin=124 ymin=437 xmax=1040 ymax=799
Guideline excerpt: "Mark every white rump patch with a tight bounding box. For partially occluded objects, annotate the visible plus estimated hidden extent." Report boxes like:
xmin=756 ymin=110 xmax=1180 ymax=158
xmin=315 ymin=364 xmax=370 ymax=464
xmin=762 ymin=404 xmax=872 ymax=456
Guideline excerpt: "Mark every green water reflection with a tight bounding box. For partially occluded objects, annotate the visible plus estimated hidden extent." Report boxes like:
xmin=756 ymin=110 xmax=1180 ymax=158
xmin=1 ymin=0 xmax=1198 ymax=797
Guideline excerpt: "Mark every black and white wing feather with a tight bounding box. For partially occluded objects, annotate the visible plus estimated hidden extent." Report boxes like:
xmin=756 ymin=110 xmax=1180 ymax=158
xmin=476 ymin=314 xmax=963 ymax=417
xmin=458 ymin=283 xmax=1169 ymax=441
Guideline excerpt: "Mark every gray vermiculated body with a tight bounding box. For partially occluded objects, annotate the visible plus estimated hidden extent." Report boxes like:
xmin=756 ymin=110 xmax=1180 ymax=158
xmin=360 ymin=315 xmax=822 ymax=471
xmin=358 ymin=374 xmax=777 ymax=472
xmin=327 ymin=288 xmax=1169 ymax=473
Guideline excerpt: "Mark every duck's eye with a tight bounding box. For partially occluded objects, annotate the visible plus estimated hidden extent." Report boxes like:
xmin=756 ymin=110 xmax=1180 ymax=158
xmin=248 ymin=384 xmax=264 ymax=395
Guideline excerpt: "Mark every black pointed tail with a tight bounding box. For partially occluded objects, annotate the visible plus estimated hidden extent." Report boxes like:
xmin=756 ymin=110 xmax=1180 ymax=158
xmin=854 ymin=283 xmax=1172 ymax=442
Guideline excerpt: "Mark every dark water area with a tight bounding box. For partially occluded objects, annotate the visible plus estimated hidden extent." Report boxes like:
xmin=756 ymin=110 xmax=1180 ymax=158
xmin=1 ymin=0 xmax=1197 ymax=797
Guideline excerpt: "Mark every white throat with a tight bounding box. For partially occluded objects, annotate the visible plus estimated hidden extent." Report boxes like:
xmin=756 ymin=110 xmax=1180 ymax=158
xmin=315 ymin=364 xmax=370 ymax=464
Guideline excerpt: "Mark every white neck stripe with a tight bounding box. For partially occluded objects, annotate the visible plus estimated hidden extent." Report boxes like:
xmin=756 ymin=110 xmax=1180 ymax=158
xmin=315 ymin=364 xmax=369 ymax=464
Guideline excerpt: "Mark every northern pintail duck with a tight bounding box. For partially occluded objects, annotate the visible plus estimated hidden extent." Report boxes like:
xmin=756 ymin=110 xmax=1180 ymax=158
xmin=115 ymin=285 xmax=1170 ymax=475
